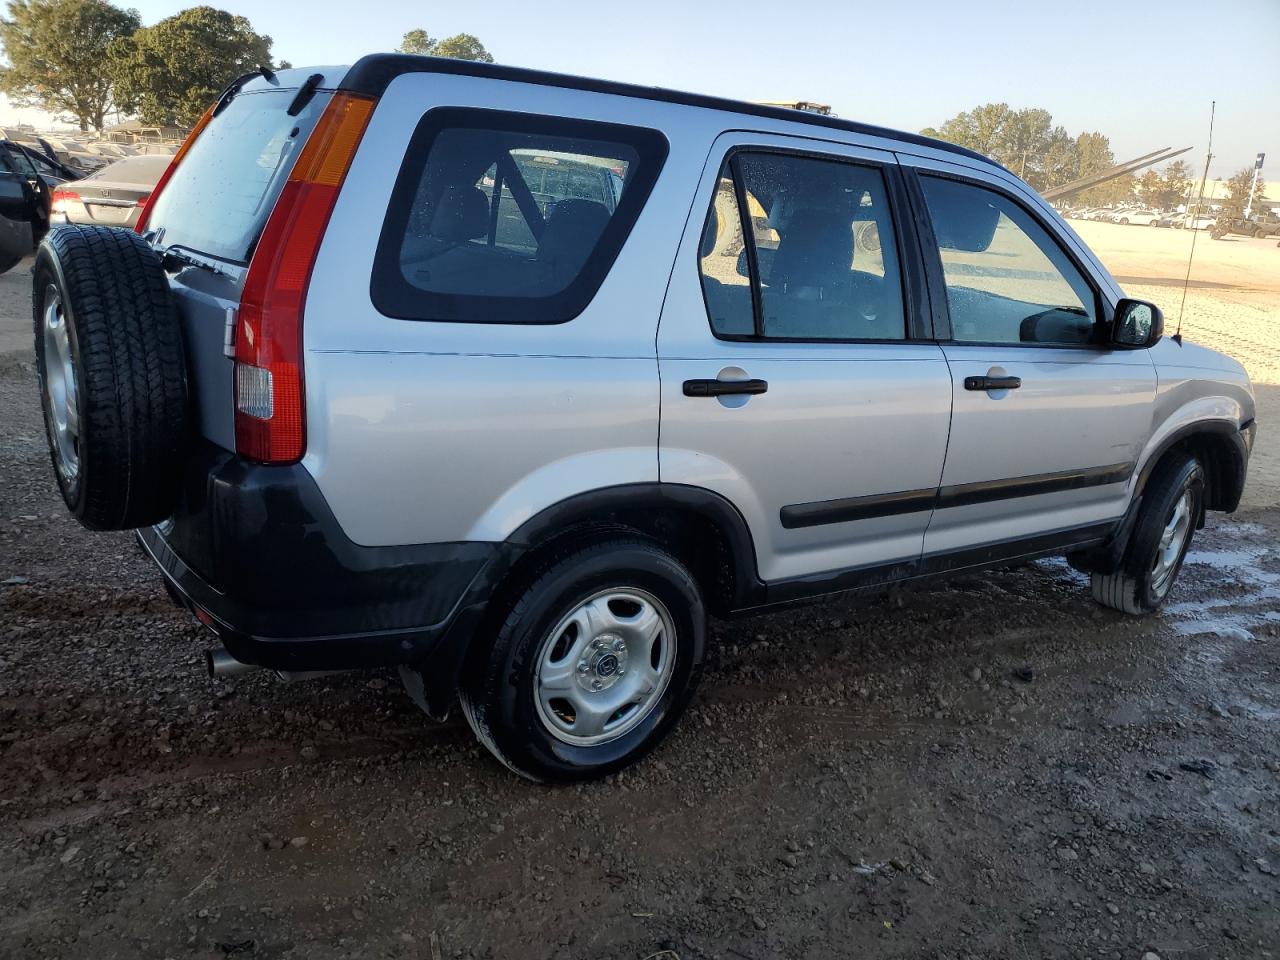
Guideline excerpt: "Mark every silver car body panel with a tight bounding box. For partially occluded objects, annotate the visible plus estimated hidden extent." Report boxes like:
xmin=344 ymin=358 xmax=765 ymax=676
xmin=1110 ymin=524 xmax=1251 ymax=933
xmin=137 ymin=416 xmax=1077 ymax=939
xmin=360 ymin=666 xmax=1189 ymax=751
xmin=655 ymin=131 xmax=952 ymax=581
xmin=164 ymin=64 xmax=1253 ymax=586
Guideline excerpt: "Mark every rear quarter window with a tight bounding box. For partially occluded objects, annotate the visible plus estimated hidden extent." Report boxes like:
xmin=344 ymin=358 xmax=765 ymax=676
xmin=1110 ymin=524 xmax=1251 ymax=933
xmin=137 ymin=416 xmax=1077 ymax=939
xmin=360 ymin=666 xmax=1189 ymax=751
xmin=371 ymin=108 xmax=667 ymax=324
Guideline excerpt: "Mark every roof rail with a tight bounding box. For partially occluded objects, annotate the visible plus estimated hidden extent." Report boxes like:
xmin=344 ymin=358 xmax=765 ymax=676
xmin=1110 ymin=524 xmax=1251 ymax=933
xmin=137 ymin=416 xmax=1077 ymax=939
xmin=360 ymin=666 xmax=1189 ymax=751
xmin=339 ymin=53 xmax=998 ymax=169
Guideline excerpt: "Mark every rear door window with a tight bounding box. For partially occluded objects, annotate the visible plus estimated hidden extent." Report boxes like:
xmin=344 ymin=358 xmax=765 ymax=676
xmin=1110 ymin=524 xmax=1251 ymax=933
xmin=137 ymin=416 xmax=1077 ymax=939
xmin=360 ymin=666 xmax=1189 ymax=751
xmin=143 ymin=86 xmax=330 ymax=263
xmin=372 ymin=108 xmax=667 ymax=324
xmin=698 ymin=151 xmax=907 ymax=341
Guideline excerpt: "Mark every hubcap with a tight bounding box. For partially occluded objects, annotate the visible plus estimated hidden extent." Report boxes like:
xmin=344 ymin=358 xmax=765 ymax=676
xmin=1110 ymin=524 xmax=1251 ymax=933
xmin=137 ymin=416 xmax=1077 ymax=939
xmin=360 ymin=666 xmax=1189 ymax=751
xmin=533 ymin=588 xmax=676 ymax=746
xmin=40 ymin=284 xmax=80 ymax=482
xmin=1152 ymin=490 xmax=1193 ymax=597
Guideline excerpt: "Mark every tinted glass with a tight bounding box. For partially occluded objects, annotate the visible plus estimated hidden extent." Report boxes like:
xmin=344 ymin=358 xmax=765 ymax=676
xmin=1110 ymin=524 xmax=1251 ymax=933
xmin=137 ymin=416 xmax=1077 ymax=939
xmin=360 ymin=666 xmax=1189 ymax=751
xmin=697 ymin=165 xmax=754 ymax=335
xmin=145 ymin=88 xmax=327 ymax=262
xmin=699 ymin=152 xmax=905 ymax=340
xmin=920 ymin=176 xmax=1098 ymax=345
xmin=373 ymin=109 xmax=667 ymax=324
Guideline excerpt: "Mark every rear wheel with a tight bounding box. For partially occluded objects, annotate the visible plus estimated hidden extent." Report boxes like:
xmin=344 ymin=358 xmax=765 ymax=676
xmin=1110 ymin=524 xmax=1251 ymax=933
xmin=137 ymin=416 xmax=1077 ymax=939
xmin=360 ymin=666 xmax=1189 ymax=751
xmin=459 ymin=537 xmax=705 ymax=781
xmin=1091 ymin=454 xmax=1204 ymax=614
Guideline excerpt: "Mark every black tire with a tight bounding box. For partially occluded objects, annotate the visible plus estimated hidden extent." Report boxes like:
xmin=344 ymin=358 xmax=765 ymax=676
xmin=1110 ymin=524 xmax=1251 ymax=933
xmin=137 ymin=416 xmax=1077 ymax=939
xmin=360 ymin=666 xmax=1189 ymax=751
xmin=1119 ymin=218 xmax=1129 ymax=225
xmin=459 ymin=537 xmax=706 ymax=782
xmin=1091 ymin=454 xmax=1204 ymax=615
xmin=32 ymin=225 xmax=188 ymax=530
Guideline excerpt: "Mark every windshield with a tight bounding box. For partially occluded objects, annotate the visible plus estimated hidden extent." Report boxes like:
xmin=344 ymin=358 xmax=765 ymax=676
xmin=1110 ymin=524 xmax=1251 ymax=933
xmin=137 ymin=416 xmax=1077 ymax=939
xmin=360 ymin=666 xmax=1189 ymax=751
xmin=144 ymin=87 xmax=331 ymax=263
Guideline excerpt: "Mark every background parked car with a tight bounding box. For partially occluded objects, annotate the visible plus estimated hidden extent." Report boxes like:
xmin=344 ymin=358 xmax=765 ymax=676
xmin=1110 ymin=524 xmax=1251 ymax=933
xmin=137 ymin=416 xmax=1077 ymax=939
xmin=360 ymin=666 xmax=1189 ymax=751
xmin=49 ymin=155 xmax=170 ymax=230
xmin=1114 ymin=209 xmax=1163 ymax=226
xmin=1152 ymin=211 xmax=1180 ymax=228
xmin=1179 ymin=210 xmax=1218 ymax=230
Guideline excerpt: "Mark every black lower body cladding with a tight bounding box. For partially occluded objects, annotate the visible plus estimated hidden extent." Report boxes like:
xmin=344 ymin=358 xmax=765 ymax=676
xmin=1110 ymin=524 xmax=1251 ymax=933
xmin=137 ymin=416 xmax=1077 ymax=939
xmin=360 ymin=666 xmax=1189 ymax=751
xmin=33 ymin=225 xmax=188 ymax=530
xmin=141 ymin=440 xmax=496 ymax=672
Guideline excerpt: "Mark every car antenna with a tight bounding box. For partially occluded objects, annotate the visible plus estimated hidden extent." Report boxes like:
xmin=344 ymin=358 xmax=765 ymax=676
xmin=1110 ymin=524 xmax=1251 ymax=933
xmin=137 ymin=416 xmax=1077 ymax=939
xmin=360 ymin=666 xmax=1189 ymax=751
xmin=1175 ymin=100 xmax=1215 ymax=346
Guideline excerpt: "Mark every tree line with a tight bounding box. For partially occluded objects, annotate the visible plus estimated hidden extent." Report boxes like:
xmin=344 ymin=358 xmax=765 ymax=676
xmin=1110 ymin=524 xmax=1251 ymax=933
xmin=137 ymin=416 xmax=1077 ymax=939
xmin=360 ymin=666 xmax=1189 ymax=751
xmin=0 ymin=0 xmax=493 ymax=131
xmin=922 ymin=102 xmax=1266 ymax=214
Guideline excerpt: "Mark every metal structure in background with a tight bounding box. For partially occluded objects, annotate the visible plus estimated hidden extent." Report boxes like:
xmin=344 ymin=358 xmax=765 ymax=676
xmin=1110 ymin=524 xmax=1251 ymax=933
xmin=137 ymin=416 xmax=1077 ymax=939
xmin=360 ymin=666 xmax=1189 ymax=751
xmin=1243 ymin=152 xmax=1265 ymax=220
xmin=1041 ymin=146 xmax=1193 ymax=203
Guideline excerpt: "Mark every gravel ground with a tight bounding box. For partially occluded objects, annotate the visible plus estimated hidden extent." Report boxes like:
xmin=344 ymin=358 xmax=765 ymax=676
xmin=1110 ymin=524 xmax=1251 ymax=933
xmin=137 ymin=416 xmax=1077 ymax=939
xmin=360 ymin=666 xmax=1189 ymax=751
xmin=2 ymin=227 xmax=1278 ymax=960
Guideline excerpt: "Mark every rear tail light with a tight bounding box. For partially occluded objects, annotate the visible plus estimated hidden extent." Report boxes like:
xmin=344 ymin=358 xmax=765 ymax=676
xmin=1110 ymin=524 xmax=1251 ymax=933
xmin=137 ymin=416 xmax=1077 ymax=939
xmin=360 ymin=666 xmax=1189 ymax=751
xmin=133 ymin=193 xmax=150 ymax=208
xmin=50 ymin=189 xmax=79 ymax=212
xmin=134 ymin=104 xmax=215 ymax=234
xmin=233 ymin=93 xmax=375 ymax=464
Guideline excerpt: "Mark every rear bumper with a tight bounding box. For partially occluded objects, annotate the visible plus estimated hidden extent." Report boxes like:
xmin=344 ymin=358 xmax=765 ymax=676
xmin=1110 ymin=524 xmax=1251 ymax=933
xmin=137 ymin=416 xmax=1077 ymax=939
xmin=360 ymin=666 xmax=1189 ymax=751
xmin=139 ymin=441 xmax=497 ymax=672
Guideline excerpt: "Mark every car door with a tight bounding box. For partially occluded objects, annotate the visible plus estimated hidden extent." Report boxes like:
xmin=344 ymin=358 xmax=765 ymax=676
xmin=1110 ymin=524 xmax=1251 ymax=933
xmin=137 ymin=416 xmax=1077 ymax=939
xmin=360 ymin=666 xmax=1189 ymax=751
xmin=903 ymin=158 xmax=1157 ymax=561
xmin=0 ymin=149 xmax=41 ymax=273
xmin=658 ymin=133 xmax=953 ymax=587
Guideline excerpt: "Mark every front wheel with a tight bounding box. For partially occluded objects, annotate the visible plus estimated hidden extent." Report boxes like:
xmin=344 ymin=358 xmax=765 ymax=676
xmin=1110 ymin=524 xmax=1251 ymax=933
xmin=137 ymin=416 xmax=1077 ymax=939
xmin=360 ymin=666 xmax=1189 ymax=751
xmin=460 ymin=537 xmax=706 ymax=781
xmin=1092 ymin=454 xmax=1204 ymax=615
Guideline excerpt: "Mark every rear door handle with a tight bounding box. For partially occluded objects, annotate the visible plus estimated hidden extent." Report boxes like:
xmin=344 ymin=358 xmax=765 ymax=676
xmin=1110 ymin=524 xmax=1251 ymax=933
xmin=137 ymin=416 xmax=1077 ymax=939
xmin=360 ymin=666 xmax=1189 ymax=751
xmin=964 ymin=375 xmax=1022 ymax=391
xmin=683 ymin=378 xmax=769 ymax=397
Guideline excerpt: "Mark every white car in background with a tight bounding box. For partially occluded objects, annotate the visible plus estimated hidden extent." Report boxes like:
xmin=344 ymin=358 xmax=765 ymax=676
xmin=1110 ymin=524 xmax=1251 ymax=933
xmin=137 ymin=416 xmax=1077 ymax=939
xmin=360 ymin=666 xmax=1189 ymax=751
xmin=1178 ymin=210 xmax=1218 ymax=230
xmin=1114 ymin=209 xmax=1163 ymax=226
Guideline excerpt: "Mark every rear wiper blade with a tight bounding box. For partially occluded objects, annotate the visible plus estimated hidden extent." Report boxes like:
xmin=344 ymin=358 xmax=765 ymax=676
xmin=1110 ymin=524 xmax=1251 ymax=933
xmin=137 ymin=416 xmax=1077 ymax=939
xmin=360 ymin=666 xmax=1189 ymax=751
xmin=160 ymin=244 xmax=228 ymax=277
xmin=212 ymin=65 xmax=279 ymax=117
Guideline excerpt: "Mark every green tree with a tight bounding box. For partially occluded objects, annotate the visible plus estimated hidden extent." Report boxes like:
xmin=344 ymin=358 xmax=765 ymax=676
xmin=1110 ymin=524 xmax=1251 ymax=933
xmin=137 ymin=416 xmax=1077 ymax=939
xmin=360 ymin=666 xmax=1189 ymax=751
xmin=922 ymin=103 xmax=1087 ymax=193
xmin=396 ymin=27 xmax=493 ymax=62
xmin=1160 ymin=159 xmax=1193 ymax=209
xmin=110 ymin=6 xmax=278 ymax=126
xmin=0 ymin=0 xmax=140 ymax=131
xmin=1136 ymin=170 xmax=1163 ymax=207
xmin=1223 ymin=165 xmax=1266 ymax=217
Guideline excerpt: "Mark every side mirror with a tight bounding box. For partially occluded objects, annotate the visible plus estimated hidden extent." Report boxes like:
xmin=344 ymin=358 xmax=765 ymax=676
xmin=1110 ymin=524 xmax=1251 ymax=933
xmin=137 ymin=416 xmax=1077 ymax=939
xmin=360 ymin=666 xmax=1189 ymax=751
xmin=1111 ymin=298 xmax=1164 ymax=349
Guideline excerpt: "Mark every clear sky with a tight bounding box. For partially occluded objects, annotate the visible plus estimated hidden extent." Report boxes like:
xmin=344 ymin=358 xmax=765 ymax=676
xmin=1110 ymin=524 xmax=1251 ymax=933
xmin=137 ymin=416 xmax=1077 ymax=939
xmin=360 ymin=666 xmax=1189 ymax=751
xmin=4 ymin=0 xmax=1277 ymax=180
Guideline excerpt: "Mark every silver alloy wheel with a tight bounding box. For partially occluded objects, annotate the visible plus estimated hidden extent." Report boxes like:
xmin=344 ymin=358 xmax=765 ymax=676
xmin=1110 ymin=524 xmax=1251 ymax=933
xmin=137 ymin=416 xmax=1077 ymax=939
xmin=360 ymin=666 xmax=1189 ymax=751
xmin=533 ymin=587 xmax=676 ymax=747
xmin=1152 ymin=489 xmax=1193 ymax=597
xmin=41 ymin=284 xmax=80 ymax=482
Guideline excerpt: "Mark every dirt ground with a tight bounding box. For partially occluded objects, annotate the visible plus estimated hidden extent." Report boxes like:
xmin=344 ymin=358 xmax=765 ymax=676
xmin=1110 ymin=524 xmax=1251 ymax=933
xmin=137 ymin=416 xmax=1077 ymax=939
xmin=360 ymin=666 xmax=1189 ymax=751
xmin=2 ymin=222 xmax=1278 ymax=960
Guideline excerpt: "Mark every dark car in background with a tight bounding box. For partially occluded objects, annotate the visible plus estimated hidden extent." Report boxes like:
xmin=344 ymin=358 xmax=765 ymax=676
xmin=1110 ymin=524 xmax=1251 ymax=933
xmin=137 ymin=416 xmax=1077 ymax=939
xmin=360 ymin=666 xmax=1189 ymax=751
xmin=1211 ymin=213 xmax=1280 ymax=240
xmin=50 ymin=154 xmax=171 ymax=231
xmin=0 ymin=138 xmax=68 ymax=273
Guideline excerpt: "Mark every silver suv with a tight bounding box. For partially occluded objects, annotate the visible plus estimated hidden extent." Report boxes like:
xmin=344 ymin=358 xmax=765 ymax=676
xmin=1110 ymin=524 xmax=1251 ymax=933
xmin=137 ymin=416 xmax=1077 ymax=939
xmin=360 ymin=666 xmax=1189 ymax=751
xmin=32 ymin=56 xmax=1256 ymax=781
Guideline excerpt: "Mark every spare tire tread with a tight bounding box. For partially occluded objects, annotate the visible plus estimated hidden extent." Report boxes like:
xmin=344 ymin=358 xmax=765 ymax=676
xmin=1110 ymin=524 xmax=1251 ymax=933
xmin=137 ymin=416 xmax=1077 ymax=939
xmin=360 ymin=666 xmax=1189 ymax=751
xmin=35 ymin=225 xmax=187 ymax=530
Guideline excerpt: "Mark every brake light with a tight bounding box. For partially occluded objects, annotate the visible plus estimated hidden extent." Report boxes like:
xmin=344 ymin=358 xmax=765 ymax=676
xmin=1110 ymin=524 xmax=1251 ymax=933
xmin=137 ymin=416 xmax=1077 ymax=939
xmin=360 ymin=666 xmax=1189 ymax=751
xmin=51 ymin=189 xmax=79 ymax=213
xmin=233 ymin=93 xmax=374 ymax=464
xmin=133 ymin=193 xmax=150 ymax=207
xmin=134 ymin=103 xmax=215 ymax=234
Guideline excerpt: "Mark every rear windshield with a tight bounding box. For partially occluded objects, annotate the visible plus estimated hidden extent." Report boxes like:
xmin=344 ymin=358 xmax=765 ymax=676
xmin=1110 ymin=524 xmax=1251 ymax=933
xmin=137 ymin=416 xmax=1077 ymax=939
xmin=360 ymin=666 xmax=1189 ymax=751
xmin=144 ymin=87 xmax=328 ymax=263
xmin=93 ymin=155 xmax=171 ymax=184
xmin=371 ymin=108 xmax=668 ymax=324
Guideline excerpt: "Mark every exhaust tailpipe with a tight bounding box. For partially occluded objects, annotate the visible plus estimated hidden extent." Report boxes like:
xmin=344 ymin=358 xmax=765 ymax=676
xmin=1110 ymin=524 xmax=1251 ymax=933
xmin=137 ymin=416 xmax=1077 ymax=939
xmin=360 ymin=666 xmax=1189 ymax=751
xmin=205 ymin=647 xmax=347 ymax=683
xmin=205 ymin=647 xmax=260 ymax=678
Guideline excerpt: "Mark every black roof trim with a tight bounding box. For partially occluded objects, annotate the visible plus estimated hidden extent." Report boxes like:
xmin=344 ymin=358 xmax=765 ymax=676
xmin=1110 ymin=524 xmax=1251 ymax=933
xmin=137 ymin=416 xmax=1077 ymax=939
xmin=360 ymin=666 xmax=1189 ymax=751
xmin=339 ymin=53 xmax=998 ymax=169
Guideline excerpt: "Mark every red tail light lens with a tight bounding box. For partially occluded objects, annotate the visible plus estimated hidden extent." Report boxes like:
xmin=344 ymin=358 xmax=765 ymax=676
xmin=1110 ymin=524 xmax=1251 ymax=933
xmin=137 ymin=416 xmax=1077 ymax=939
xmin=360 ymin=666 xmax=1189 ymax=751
xmin=50 ymin=189 xmax=79 ymax=212
xmin=134 ymin=104 xmax=214 ymax=234
xmin=233 ymin=93 xmax=375 ymax=464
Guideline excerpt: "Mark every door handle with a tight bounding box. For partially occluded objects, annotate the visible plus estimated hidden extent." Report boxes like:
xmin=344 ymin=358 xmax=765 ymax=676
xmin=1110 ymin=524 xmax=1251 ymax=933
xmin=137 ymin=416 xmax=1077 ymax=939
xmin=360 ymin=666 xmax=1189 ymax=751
xmin=964 ymin=375 xmax=1022 ymax=391
xmin=683 ymin=378 xmax=769 ymax=397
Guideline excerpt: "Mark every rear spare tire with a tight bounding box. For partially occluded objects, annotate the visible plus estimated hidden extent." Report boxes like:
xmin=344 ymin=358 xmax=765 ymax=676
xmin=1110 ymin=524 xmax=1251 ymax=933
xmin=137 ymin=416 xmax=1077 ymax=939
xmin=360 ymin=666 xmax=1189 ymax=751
xmin=33 ymin=225 xmax=188 ymax=530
